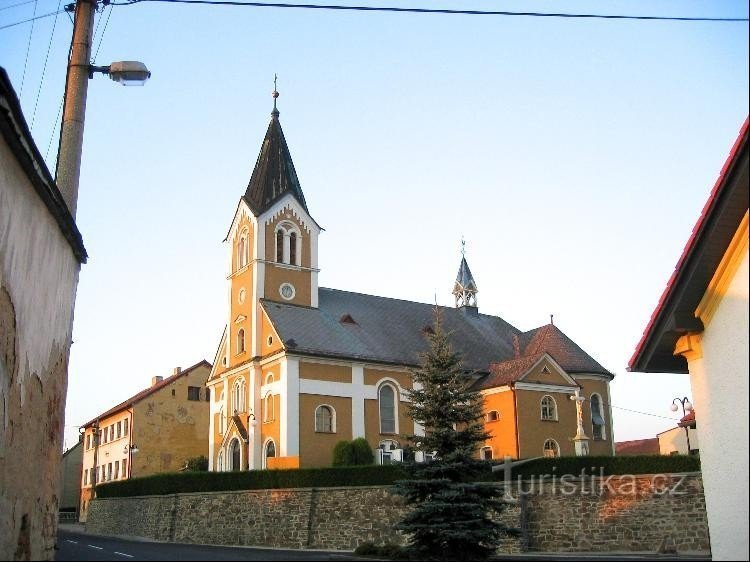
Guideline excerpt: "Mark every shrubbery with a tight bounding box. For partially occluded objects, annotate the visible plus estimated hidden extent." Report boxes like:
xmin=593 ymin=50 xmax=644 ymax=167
xmin=96 ymin=464 xmax=405 ymax=498
xmin=332 ymin=438 xmax=374 ymax=466
xmin=480 ymin=454 xmax=701 ymax=480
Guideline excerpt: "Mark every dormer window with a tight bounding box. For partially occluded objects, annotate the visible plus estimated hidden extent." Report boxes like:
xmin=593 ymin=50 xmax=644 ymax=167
xmin=275 ymin=222 xmax=301 ymax=266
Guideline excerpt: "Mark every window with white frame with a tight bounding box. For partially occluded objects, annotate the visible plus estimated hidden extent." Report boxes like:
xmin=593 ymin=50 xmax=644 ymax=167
xmin=264 ymin=392 xmax=274 ymax=422
xmin=237 ymin=328 xmax=246 ymax=354
xmin=543 ymin=439 xmax=560 ymax=458
xmin=480 ymin=446 xmax=493 ymax=460
xmin=233 ymin=378 xmax=246 ymax=413
xmin=237 ymin=229 xmax=249 ymax=270
xmin=218 ymin=406 xmax=225 ymax=435
xmin=379 ymin=384 xmax=397 ymax=434
xmin=265 ymin=373 xmax=274 ymax=386
xmin=274 ymin=222 xmax=301 ymax=266
xmin=590 ymin=393 xmax=606 ymax=440
xmin=378 ymin=439 xmax=400 ymax=465
xmin=314 ymin=405 xmax=335 ymax=433
xmin=486 ymin=410 xmax=500 ymax=422
xmin=263 ymin=439 xmax=276 ymax=468
xmin=217 ymin=451 xmax=224 ymax=472
xmin=540 ymin=395 xmax=558 ymax=421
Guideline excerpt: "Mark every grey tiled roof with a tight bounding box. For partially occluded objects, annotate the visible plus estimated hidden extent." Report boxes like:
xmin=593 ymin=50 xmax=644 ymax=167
xmin=262 ymin=288 xmax=614 ymax=384
xmin=262 ymin=288 xmax=521 ymax=373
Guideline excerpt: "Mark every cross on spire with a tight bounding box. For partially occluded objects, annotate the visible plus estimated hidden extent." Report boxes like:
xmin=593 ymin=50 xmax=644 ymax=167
xmin=272 ymin=74 xmax=279 ymax=117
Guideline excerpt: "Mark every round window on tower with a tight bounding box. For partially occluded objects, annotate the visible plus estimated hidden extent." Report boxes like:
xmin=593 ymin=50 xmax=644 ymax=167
xmin=279 ymin=283 xmax=295 ymax=301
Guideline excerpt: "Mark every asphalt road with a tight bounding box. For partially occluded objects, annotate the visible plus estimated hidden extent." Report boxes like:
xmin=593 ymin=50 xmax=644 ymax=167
xmin=55 ymin=529 xmax=359 ymax=561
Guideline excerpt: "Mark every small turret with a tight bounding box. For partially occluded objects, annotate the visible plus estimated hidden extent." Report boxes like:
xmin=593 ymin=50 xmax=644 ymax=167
xmin=452 ymin=240 xmax=478 ymax=309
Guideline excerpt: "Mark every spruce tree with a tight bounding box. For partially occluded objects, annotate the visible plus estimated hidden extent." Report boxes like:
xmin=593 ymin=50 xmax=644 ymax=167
xmin=393 ymin=311 xmax=510 ymax=561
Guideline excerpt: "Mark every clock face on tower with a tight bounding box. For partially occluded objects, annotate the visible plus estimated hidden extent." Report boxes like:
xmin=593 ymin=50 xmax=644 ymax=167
xmin=279 ymin=283 xmax=296 ymax=301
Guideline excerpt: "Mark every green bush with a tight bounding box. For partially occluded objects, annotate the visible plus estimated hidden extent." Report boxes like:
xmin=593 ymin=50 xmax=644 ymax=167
xmin=184 ymin=455 xmax=209 ymax=471
xmin=96 ymin=464 xmax=406 ymax=498
xmin=479 ymin=454 xmax=700 ymax=480
xmin=332 ymin=438 xmax=375 ymax=466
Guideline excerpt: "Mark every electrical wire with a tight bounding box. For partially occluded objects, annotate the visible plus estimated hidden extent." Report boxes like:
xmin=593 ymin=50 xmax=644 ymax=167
xmin=110 ymin=0 xmax=749 ymax=22
xmin=92 ymin=2 xmax=113 ymax=62
xmin=0 ymin=0 xmax=36 ymax=11
xmin=31 ymin=0 xmax=63 ymax=129
xmin=0 ymin=8 xmax=65 ymax=30
xmin=607 ymin=403 xmax=679 ymax=421
xmin=18 ymin=0 xmax=39 ymax=97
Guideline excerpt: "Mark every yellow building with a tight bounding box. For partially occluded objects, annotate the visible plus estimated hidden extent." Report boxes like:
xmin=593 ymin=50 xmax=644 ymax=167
xmin=207 ymin=95 xmax=614 ymax=472
xmin=79 ymin=360 xmax=211 ymax=521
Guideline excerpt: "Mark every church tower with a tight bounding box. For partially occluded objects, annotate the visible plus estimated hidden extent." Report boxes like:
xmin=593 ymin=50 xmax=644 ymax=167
xmin=452 ymin=242 xmax=478 ymax=309
xmin=223 ymin=86 xmax=321 ymax=367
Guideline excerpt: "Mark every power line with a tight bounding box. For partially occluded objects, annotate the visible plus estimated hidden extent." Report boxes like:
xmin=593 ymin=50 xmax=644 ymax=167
xmin=608 ymin=403 xmax=679 ymax=421
xmin=111 ymin=0 xmax=749 ymax=22
xmin=18 ymin=0 xmax=39 ymax=96
xmin=0 ymin=0 xmax=36 ymax=11
xmin=31 ymin=0 xmax=63 ymax=129
xmin=92 ymin=2 xmax=113 ymax=62
xmin=0 ymin=8 xmax=65 ymax=30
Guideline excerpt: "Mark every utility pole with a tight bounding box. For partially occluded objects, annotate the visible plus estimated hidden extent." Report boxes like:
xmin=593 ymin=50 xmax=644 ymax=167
xmin=56 ymin=0 xmax=97 ymax=218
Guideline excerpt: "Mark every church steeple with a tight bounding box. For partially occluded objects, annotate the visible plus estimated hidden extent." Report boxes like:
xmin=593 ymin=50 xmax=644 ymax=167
xmin=452 ymin=240 xmax=478 ymax=308
xmin=243 ymin=83 xmax=308 ymax=216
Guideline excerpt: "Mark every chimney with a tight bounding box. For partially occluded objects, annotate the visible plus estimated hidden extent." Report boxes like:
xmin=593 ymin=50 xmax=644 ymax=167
xmin=173 ymin=367 xmax=182 ymax=376
xmin=151 ymin=376 xmax=163 ymax=386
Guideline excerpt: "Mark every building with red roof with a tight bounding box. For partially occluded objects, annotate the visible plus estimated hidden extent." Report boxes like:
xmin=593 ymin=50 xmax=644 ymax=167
xmin=629 ymin=119 xmax=748 ymax=561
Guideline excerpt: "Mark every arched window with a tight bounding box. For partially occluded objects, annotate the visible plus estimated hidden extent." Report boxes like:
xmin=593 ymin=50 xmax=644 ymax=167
xmin=218 ymin=406 xmax=225 ymax=435
xmin=229 ymin=438 xmax=241 ymax=471
xmin=543 ymin=439 xmax=560 ymax=458
xmin=233 ymin=379 xmax=246 ymax=413
xmin=263 ymin=439 xmax=276 ymax=468
xmin=264 ymin=392 xmax=274 ymax=422
xmin=379 ymin=384 xmax=397 ymax=434
xmin=237 ymin=230 xmax=248 ymax=270
xmin=217 ymin=451 xmax=224 ymax=472
xmin=486 ymin=410 xmax=500 ymax=422
xmin=541 ymin=395 xmax=558 ymax=421
xmin=276 ymin=229 xmax=284 ymax=262
xmin=289 ymin=231 xmax=297 ymax=265
xmin=265 ymin=373 xmax=274 ymax=386
xmin=275 ymin=222 xmax=302 ymax=266
xmin=237 ymin=329 xmax=245 ymax=354
xmin=315 ymin=405 xmax=335 ymax=433
xmin=590 ymin=393 xmax=606 ymax=440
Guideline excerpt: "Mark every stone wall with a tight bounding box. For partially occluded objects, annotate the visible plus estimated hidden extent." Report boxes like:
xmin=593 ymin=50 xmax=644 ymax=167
xmin=86 ymin=473 xmax=709 ymax=554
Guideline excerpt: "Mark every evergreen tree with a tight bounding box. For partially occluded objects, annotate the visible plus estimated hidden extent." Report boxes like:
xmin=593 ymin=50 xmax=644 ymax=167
xmin=393 ymin=311 xmax=510 ymax=561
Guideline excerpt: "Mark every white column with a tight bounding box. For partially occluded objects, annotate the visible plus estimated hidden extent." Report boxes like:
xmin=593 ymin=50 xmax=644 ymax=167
xmin=310 ymin=228 xmax=319 ymax=308
xmin=280 ymin=356 xmax=300 ymax=457
xmin=351 ymin=365 xmax=366 ymax=438
xmin=208 ymin=385 xmax=216 ymax=471
xmin=249 ymin=365 xmax=261 ymax=469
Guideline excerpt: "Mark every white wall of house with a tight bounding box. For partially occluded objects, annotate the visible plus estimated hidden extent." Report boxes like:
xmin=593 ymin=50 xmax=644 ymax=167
xmin=689 ymin=249 xmax=749 ymax=561
xmin=0 ymin=139 xmax=81 ymax=560
xmin=657 ymin=426 xmax=699 ymax=455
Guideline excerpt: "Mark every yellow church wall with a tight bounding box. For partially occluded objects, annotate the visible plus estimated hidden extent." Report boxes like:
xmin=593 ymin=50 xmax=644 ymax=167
xmin=260 ymin=309 xmax=284 ymax=356
xmin=363 ymin=368 xmax=412 ymax=389
xmin=264 ymin=264 xmax=312 ymax=307
xmin=261 ymin=361 xmax=280 ymax=384
xmin=481 ymin=390 xmax=519 ymax=460
xmin=298 ymin=394 xmax=353 ymax=467
xmin=299 ymin=361 xmax=352 ymax=383
xmin=260 ymin=394 xmax=281 ymax=460
xmin=515 ymin=388 xmax=577 ymax=458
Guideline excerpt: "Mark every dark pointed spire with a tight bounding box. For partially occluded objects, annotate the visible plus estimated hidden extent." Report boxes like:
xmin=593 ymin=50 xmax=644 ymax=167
xmin=242 ymin=78 xmax=308 ymax=216
xmin=452 ymin=240 xmax=478 ymax=308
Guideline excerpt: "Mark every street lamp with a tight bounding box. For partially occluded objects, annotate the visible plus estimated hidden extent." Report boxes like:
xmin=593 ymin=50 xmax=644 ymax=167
xmin=56 ymin=0 xmax=152 ymax=218
xmin=248 ymin=412 xmax=258 ymax=428
xmin=123 ymin=444 xmax=139 ymax=455
xmin=671 ymin=397 xmax=694 ymax=454
xmin=89 ymin=61 xmax=151 ymax=86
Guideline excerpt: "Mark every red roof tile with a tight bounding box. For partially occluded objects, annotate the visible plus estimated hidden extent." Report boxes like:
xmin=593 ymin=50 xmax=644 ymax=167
xmin=615 ymin=438 xmax=660 ymax=456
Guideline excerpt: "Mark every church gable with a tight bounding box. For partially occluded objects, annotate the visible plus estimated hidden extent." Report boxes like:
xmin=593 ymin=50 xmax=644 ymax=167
xmin=208 ymin=327 xmax=228 ymax=381
xmin=517 ymin=354 xmax=577 ymax=388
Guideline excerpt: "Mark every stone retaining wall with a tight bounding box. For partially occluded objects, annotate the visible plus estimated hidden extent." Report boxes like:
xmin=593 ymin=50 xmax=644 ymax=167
xmin=86 ymin=473 xmax=709 ymax=554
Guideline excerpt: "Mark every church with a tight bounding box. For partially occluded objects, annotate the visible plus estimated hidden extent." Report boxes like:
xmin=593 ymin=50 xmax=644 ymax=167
xmin=205 ymin=92 xmax=615 ymax=471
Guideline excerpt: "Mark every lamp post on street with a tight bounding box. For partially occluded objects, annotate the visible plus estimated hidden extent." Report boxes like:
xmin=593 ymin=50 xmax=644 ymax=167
xmin=671 ymin=397 xmax=694 ymax=454
xmin=56 ymin=0 xmax=151 ymax=218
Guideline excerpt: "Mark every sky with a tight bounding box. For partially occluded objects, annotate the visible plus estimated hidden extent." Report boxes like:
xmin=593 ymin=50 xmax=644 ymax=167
xmin=1 ymin=0 xmax=748 ymax=452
